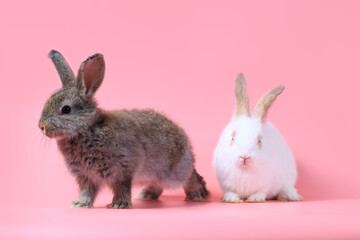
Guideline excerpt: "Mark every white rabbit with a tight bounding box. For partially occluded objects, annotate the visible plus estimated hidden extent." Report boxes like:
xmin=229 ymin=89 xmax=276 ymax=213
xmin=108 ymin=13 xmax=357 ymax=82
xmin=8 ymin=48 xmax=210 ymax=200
xmin=213 ymin=73 xmax=302 ymax=203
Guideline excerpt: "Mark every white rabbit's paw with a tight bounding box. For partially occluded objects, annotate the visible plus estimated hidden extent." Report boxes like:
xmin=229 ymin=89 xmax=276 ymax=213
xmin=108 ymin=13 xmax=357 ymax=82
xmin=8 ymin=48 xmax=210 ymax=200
xmin=245 ymin=192 xmax=266 ymax=203
xmin=277 ymin=189 xmax=303 ymax=201
xmin=222 ymin=192 xmax=243 ymax=203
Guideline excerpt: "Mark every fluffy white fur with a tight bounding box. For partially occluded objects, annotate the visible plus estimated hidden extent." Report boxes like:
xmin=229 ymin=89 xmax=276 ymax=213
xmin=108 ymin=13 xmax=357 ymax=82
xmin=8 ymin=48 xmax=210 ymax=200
xmin=213 ymin=74 xmax=302 ymax=203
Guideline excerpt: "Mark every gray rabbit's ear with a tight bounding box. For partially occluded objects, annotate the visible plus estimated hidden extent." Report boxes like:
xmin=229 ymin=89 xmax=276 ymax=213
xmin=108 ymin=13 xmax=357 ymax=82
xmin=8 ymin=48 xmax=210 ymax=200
xmin=48 ymin=50 xmax=76 ymax=88
xmin=76 ymin=53 xmax=105 ymax=96
xmin=234 ymin=73 xmax=250 ymax=117
xmin=253 ymin=85 xmax=285 ymax=123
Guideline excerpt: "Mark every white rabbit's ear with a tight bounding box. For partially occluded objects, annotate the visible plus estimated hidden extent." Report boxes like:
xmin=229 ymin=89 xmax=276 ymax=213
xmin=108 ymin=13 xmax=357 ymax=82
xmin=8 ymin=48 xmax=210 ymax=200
xmin=234 ymin=73 xmax=250 ymax=117
xmin=48 ymin=50 xmax=76 ymax=88
xmin=76 ymin=53 xmax=105 ymax=96
xmin=253 ymin=85 xmax=285 ymax=123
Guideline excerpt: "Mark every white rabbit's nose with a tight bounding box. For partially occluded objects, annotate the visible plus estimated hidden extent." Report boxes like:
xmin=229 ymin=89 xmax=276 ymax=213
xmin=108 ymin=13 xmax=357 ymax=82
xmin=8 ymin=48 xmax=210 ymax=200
xmin=238 ymin=155 xmax=252 ymax=167
xmin=239 ymin=155 xmax=251 ymax=160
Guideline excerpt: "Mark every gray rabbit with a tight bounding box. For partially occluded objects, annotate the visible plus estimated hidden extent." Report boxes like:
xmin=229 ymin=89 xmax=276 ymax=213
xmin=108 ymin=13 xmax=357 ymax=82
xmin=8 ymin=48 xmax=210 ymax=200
xmin=39 ymin=50 xmax=209 ymax=208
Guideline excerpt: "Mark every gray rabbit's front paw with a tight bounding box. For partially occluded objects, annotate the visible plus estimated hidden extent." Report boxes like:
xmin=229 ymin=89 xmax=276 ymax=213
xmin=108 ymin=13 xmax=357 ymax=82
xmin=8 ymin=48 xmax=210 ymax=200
xmin=70 ymin=200 xmax=93 ymax=208
xmin=107 ymin=201 xmax=133 ymax=209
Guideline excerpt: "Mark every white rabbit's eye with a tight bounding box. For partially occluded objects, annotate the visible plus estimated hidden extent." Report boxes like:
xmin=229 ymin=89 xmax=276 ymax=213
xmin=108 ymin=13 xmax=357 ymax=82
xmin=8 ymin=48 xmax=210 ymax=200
xmin=230 ymin=130 xmax=236 ymax=146
xmin=257 ymin=135 xmax=263 ymax=149
xmin=61 ymin=105 xmax=71 ymax=114
xmin=230 ymin=137 xmax=235 ymax=147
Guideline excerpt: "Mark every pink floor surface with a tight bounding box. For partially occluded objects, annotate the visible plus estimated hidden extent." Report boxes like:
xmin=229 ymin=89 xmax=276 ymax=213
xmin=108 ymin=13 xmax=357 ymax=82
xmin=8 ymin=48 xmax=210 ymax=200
xmin=2 ymin=0 xmax=360 ymax=239
xmin=1 ymin=196 xmax=359 ymax=240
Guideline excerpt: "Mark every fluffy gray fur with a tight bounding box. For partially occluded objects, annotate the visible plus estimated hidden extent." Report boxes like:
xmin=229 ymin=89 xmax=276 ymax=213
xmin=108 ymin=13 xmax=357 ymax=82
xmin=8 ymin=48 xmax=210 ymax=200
xmin=39 ymin=50 xmax=209 ymax=208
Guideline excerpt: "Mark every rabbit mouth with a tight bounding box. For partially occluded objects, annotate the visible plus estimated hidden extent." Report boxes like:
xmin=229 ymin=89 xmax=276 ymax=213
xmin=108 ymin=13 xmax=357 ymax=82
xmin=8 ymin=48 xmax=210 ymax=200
xmin=43 ymin=132 xmax=63 ymax=139
xmin=40 ymin=128 xmax=63 ymax=139
xmin=51 ymin=134 xmax=65 ymax=140
xmin=237 ymin=161 xmax=251 ymax=168
xmin=239 ymin=163 xmax=249 ymax=168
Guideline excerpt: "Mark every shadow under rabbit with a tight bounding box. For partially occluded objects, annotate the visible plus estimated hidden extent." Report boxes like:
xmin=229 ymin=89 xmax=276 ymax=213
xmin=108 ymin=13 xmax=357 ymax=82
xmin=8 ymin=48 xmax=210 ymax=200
xmin=91 ymin=195 xmax=213 ymax=210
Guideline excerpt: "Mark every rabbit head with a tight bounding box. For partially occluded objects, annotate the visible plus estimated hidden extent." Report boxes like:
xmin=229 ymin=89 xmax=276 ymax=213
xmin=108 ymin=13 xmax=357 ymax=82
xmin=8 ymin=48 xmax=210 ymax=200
xmin=38 ymin=50 xmax=105 ymax=139
xmin=219 ymin=73 xmax=284 ymax=168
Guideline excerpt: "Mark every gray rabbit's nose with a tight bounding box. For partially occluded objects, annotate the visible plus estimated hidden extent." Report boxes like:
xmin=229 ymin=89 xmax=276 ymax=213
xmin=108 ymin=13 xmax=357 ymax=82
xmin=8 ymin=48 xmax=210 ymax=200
xmin=39 ymin=122 xmax=46 ymax=133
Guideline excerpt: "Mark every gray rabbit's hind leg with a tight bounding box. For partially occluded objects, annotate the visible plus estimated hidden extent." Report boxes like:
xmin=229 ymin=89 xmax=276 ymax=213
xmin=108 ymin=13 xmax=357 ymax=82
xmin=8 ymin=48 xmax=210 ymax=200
xmin=183 ymin=170 xmax=209 ymax=201
xmin=135 ymin=185 xmax=163 ymax=201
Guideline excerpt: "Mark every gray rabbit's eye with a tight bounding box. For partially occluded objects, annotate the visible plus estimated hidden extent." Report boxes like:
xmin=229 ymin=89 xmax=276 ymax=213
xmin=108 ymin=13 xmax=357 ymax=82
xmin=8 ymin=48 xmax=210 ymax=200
xmin=61 ymin=105 xmax=71 ymax=114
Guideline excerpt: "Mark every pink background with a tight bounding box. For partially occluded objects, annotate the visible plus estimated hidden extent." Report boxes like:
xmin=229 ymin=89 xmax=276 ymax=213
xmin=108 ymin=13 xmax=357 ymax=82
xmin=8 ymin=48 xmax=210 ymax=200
xmin=1 ymin=0 xmax=359 ymax=239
